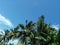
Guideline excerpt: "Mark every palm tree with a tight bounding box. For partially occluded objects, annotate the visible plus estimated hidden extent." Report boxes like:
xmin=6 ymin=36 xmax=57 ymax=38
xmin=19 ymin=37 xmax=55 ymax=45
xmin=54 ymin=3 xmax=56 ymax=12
xmin=36 ymin=16 xmax=48 ymax=45
xmin=36 ymin=15 xmax=57 ymax=45
xmin=0 ymin=15 xmax=59 ymax=45
xmin=57 ymin=29 xmax=60 ymax=45
xmin=17 ymin=21 xmax=36 ymax=45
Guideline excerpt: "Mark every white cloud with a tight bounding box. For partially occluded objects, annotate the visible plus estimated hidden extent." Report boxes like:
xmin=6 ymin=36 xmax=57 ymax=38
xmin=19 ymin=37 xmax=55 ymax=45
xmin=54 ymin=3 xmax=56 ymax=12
xmin=0 ymin=14 xmax=13 ymax=28
xmin=51 ymin=25 xmax=60 ymax=30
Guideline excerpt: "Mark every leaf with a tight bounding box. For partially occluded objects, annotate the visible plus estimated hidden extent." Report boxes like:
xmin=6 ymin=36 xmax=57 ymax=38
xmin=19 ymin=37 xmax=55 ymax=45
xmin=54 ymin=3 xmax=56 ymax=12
xmin=26 ymin=21 xmax=33 ymax=28
xmin=35 ymin=36 xmax=47 ymax=41
xmin=14 ymin=26 xmax=19 ymax=30
xmin=19 ymin=24 xmax=25 ymax=29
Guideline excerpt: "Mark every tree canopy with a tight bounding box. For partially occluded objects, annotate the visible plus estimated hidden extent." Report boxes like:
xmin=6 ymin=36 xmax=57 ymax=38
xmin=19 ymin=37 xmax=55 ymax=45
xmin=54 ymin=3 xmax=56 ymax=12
xmin=0 ymin=16 xmax=60 ymax=45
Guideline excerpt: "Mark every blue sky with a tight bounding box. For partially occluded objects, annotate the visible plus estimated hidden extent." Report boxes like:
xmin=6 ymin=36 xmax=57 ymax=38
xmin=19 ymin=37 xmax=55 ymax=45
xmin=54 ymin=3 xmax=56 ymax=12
xmin=0 ymin=0 xmax=60 ymax=30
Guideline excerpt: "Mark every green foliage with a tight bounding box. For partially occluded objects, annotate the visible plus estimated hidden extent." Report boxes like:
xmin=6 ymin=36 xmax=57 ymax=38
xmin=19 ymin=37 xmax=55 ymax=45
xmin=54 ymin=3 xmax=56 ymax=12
xmin=0 ymin=16 xmax=60 ymax=45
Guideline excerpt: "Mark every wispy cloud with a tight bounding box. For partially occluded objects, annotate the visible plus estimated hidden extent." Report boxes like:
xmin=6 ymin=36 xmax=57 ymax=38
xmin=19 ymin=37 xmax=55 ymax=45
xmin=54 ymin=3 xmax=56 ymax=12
xmin=51 ymin=24 xmax=60 ymax=30
xmin=0 ymin=14 xmax=13 ymax=28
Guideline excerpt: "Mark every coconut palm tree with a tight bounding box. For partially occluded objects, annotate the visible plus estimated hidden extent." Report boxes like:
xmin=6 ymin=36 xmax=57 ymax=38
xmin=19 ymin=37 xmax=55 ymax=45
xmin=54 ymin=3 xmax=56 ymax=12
xmin=17 ymin=21 xmax=36 ymax=45
xmin=57 ymin=29 xmax=60 ymax=45
xmin=36 ymin=15 xmax=57 ymax=45
xmin=0 ymin=15 xmax=59 ymax=45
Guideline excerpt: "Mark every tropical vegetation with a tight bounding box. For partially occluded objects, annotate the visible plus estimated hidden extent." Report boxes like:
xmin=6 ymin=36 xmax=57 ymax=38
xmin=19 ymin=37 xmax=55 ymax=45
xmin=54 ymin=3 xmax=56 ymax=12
xmin=0 ymin=16 xmax=60 ymax=45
